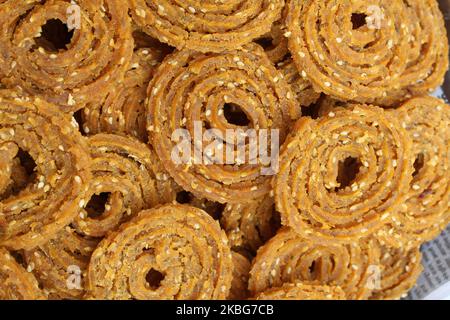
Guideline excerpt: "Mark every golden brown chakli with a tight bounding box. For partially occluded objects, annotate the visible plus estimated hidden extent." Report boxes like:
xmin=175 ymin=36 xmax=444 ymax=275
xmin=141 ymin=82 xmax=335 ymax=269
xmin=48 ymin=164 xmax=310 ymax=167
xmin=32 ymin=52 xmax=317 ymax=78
xmin=147 ymin=44 xmax=299 ymax=204
xmin=80 ymin=47 xmax=169 ymax=142
xmin=0 ymin=90 xmax=91 ymax=250
xmin=0 ymin=248 xmax=46 ymax=300
xmin=286 ymin=0 xmax=449 ymax=106
xmin=377 ymin=97 xmax=450 ymax=249
xmin=248 ymin=228 xmax=380 ymax=300
xmin=0 ymin=0 xmax=133 ymax=112
xmin=87 ymin=205 xmax=233 ymax=300
xmin=130 ymin=0 xmax=285 ymax=53
xmin=275 ymin=104 xmax=414 ymax=243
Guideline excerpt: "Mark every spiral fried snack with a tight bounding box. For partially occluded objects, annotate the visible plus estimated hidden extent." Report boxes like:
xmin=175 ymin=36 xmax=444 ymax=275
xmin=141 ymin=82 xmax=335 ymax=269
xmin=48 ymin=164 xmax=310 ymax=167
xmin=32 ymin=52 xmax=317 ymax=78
xmin=87 ymin=205 xmax=233 ymax=300
xmin=228 ymin=252 xmax=251 ymax=300
xmin=23 ymin=131 xmax=170 ymax=299
xmin=0 ymin=90 xmax=91 ymax=250
xmin=286 ymin=0 xmax=449 ymax=106
xmin=71 ymin=134 xmax=170 ymax=238
xmin=275 ymin=104 xmax=414 ymax=243
xmin=221 ymin=196 xmax=280 ymax=255
xmin=370 ymin=245 xmax=422 ymax=300
xmin=130 ymin=0 xmax=284 ymax=53
xmin=81 ymin=47 xmax=168 ymax=142
xmin=0 ymin=248 xmax=46 ymax=300
xmin=0 ymin=0 xmax=133 ymax=112
xmin=254 ymin=282 xmax=346 ymax=300
xmin=147 ymin=44 xmax=299 ymax=204
xmin=24 ymin=226 xmax=99 ymax=299
xmin=18 ymin=137 xmax=175 ymax=298
xmin=248 ymin=228 xmax=380 ymax=300
xmin=376 ymin=97 xmax=450 ymax=249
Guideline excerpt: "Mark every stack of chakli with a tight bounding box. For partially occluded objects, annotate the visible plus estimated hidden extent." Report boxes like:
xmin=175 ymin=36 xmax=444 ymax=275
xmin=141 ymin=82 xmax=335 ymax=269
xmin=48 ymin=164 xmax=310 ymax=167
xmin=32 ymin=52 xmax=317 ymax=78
xmin=0 ymin=0 xmax=449 ymax=300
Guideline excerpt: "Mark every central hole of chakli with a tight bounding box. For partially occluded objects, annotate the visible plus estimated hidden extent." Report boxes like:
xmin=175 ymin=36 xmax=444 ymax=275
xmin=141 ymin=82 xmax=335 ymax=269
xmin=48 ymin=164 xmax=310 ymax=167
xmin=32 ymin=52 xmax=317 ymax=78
xmin=351 ymin=13 xmax=368 ymax=29
xmin=85 ymin=192 xmax=110 ymax=219
xmin=17 ymin=148 xmax=37 ymax=177
xmin=35 ymin=19 xmax=74 ymax=52
xmin=413 ymin=153 xmax=425 ymax=177
xmin=146 ymin=268 xmax=165 ymax=289
xmin=223 ymin=103 xmax=250 ymax=126
xmin=176 ymin=190 xmax=193 ymax=204
xmin=336 ymin=156 xmax=362 ymax=190
xmin=72 ymin=110 xmax=87 ymax=136
xmin=1 ymin=148 xmax=37 ymax=199
xmin=309 ymin=260 xmax=317 ymax=275
xmin=255 ymin=36 xmax=275 ymax=50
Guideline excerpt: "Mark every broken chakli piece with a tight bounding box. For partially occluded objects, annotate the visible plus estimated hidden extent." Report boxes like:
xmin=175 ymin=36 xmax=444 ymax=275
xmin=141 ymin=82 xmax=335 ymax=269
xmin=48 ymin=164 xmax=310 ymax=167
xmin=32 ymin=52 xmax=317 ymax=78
xmin=0 ymin=0 xmax=134 ymax=112
xmin=274 ymin=104 xmax=414 ymax=243
xmin=285 ymin=0 xmax=449 ymax=106
xmin=86 ymin=204 xmax=233 ymax=300
xmin=146 ymin=43 xmax=299 ymax=204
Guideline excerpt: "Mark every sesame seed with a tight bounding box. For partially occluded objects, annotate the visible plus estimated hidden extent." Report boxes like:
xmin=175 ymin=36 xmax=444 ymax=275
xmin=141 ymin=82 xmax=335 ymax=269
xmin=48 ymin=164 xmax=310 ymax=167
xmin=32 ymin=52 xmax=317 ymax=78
xmin=387 ymin=40 xmax=394 ymax=49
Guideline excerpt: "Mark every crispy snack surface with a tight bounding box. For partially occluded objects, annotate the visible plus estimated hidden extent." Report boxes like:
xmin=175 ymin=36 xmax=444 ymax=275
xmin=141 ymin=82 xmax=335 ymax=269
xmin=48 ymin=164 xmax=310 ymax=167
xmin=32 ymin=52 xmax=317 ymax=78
xmin=377 ymin=97 xmax=450 ymax=249
xmin=0 ymin=0 xmax=133 ymax=112
xmin=87 ymin=205 xmax=233 ymax=300
xmin=249 ymin=228 xmax=380 ymax=300
xmin=130 ymin=0 xmax=285 ymax=53
xmin=0 ymin=248 xmax=46 ymax=300
xmin=275 ymin=104 xmax=414 ymax=243
xmin=1 ymin=0 xmax=450 ymax=302
xmin=286 ymin=0 xmax=449 ymax=106
xmin=147 ymin=44 xmax=299 ymax=204
xmin=0 ymin=90 xmax=91 ymax=250
xmin=254 ymin=282 xmax=346 ymax=300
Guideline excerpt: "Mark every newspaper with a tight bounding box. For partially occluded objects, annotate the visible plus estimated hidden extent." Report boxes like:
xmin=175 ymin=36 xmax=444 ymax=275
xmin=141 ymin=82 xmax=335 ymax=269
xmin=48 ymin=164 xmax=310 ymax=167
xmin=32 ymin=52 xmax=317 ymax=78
xmin=408 ymin=226 xmax=450 ymax=300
